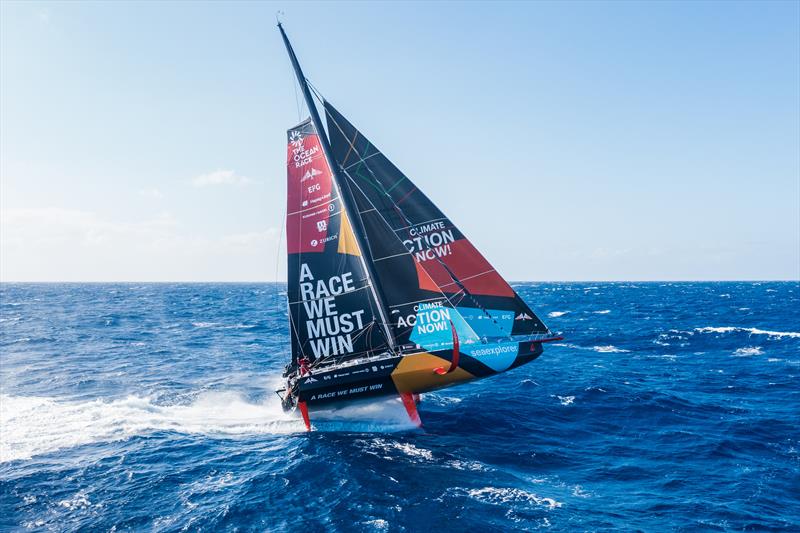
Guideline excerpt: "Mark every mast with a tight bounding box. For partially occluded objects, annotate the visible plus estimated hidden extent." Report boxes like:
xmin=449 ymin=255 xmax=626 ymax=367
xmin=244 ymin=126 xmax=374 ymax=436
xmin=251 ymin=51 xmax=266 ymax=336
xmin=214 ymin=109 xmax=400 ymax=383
xmin=278 ymin=23 xmax=397 ymax=352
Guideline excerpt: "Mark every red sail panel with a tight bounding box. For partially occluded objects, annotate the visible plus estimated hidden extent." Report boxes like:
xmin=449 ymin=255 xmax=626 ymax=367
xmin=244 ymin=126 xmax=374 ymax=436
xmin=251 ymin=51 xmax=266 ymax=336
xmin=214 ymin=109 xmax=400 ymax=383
xmin=286 ymin=122 xmax=334 ymax=254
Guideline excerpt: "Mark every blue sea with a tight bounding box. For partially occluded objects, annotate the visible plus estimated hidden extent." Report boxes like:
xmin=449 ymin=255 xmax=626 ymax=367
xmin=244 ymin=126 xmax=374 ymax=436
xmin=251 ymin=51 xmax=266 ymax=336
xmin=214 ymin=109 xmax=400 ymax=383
xmin=1 ymin=282 xmax=798 ymax=531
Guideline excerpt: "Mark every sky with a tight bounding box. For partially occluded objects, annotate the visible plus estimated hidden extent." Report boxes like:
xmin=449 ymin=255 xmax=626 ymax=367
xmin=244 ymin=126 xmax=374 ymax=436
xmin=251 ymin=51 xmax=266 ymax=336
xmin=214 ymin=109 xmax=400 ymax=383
xmin=1 ymin=1 xmax=798 ymax=282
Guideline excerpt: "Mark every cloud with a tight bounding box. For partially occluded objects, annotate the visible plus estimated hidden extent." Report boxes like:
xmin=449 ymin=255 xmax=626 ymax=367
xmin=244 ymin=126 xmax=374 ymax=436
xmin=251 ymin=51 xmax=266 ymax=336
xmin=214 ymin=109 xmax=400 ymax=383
xmin=191 ymin=169 xmax=254 ymax=187
xmin=0 ymin=207 xmax=282 ymax=281
xmin=138 ymin=187 xmax=164 ymax=200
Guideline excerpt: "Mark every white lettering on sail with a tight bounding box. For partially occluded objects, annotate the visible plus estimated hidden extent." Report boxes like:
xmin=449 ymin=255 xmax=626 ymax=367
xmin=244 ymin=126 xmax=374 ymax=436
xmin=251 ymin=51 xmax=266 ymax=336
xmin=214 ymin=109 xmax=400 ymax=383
xmin=290 ymin=129 xmax=321 ymax=168
xmin=298 ymin=264 xmax=367 ymax=359
xmin=396 ymin=301 xmax=451 ymax=335
xmin=402 ymin=228 xmax=455 ymax=262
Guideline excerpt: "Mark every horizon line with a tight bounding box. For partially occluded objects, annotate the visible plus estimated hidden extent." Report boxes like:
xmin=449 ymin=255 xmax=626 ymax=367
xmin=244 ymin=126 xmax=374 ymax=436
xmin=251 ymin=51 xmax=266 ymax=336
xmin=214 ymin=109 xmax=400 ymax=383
xmin=1 ymin=279 xmax=797 ymax=284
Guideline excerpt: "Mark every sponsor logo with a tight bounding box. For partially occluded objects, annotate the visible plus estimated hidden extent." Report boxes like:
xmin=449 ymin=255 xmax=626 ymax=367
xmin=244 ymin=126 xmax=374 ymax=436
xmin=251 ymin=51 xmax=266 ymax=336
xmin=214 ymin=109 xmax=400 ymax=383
xmin=305 ymin=376 xmax=317 ymax=383
xmin=301 ymin=168 xmax=322 ymax=182
xmin=316 ymin=220 xmax=327 ymax=232
xmin=301 ymin=200 xmax=308 ymax=207
xmin=308 ymin=192 xmax=332 ymax=205
xmin=290 ymin=130 xmax=320 ymax=168
xmin=471 ymin=344 xmax=518 ymax=357
xmin=310 ymin=239 xmax=319 ymax=247
xmin=515 ymin=313 xmax=533 ymax=321
xmin=328 ymin=203 xmax=336 ymax=212
xmin=289 ymin=130 xmax=303 ymax=147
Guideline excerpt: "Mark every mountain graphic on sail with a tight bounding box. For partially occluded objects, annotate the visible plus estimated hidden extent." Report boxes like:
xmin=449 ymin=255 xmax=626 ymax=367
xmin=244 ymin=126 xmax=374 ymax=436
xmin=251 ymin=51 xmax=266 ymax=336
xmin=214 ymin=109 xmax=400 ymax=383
xmin=285 ymin=118 xmax=392 ymax=368
xmin=324 ymin=102 xmax=549 ymax=338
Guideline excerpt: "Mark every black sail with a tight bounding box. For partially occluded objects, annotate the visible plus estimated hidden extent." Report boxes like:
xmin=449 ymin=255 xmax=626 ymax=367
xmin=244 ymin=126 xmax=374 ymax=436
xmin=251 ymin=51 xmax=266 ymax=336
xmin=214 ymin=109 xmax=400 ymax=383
xmin=324 ymin=102 xmax=549 ymax=339
xmin=285 ymin=119 xmax=392 ymax=367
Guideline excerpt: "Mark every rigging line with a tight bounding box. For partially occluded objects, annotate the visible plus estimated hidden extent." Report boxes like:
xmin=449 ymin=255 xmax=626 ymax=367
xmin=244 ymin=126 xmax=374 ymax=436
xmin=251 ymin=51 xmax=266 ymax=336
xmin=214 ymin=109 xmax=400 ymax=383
xmin=285 ymin=49 xmax=303 ymax=121
xmin=274 ymin=203 xmax=289 ymax=358
xmin=324 ymin=109 xmax=500 ymax=340
xmin=324 ymin=109 xmax=516 ymax=339
xmin=305 ymin=83 xmax=397 ymax=353
xmin=340 ymin=165 xmax=483 ymax=344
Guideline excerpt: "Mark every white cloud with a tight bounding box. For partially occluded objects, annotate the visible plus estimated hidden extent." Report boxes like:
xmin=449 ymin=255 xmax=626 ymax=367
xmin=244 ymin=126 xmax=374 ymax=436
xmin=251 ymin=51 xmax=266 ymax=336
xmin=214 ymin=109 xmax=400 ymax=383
xmin=0 ymin=207 xmax=282 ymax=281
xmin=191 ymin=169 xmax=254 ymax=187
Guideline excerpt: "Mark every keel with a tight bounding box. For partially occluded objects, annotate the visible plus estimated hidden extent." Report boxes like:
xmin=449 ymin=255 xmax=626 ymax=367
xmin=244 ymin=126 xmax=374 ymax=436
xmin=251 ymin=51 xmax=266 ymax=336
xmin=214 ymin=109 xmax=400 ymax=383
xmin=400 ymin=392 xmax=423 ymax=427
xmin=298 ymin=400 xmax=311 ymax=431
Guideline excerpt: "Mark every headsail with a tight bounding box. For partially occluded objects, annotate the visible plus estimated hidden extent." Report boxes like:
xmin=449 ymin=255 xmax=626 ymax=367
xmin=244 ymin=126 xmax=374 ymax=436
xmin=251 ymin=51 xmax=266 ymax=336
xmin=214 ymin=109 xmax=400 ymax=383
xmin=286 ymin=119 xmax=393 ymax=368
xmin=324 ymin=102 xmax=550 ymax=339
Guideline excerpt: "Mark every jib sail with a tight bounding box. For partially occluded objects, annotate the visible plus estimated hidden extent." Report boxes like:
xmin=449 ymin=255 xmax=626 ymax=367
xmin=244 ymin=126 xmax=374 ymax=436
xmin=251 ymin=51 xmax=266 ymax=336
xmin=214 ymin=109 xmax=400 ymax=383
xmin=324 ymin=102 xmax=549 ymax=339
xmin=286 ymin=119 xmax=393 ymax=367
xmin=346 ymin=173 xmax=484 ymax=351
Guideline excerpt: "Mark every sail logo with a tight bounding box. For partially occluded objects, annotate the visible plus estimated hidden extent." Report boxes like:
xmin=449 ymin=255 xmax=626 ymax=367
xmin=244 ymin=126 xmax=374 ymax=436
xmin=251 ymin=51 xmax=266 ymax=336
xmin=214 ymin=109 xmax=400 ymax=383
xmin=299 ymin=263 xmax=367 ymax=359
xmin=515 ymin=313 xmax=532 ymax=321
xmin=301 ymin=168 xmax=322 ymax=182
xmin=309 ymin=234 xmax=337 ymax=247
xmin=289 ymin=130 xmax=304 ymax=148
xmin=290 ymin=132 xmax=320 ymax=168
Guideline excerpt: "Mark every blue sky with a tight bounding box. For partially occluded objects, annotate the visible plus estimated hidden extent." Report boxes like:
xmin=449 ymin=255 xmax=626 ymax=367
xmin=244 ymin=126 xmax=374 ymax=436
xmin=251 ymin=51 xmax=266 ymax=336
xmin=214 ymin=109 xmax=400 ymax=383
xmin=1 ymin=1 xmax=798 ymax=281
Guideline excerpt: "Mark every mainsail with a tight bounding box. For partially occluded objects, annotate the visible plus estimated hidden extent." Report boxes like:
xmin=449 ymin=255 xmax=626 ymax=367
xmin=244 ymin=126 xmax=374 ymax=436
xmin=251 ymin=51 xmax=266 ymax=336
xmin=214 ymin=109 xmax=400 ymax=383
xmin=285 ymin=119 xmax=393 ymax=367
xmin=324 ymin=102 xmax=550 ymax=340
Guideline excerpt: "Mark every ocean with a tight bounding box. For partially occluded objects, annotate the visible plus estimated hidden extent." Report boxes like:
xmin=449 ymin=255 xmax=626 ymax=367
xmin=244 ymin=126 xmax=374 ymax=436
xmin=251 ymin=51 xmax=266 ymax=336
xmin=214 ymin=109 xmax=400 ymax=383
xmin=1 ymin=282 xmax=798 ymax=531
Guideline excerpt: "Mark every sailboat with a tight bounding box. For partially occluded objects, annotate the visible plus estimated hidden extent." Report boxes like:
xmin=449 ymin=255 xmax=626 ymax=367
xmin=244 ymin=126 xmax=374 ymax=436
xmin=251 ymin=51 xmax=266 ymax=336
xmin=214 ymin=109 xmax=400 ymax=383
xmin=276 ymin=23 xmax=561 ymax=430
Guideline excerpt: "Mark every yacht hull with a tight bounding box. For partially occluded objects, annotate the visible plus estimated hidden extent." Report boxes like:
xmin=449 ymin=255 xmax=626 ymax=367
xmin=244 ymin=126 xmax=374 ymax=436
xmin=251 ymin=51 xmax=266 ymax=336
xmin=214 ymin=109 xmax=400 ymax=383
xmin=281 ymin=338 xmax=546 ymax=411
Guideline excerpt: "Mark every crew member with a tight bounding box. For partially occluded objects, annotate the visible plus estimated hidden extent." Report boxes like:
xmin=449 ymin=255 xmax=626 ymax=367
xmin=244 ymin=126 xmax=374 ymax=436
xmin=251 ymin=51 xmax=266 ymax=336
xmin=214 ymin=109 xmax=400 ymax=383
xmin=298 ymin=356 xmax=312 ymax=376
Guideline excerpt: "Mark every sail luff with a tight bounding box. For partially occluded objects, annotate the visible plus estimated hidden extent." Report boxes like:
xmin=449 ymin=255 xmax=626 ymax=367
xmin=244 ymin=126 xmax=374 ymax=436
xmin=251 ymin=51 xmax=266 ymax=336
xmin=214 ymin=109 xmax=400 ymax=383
xmin=278 ymin=24 xmax=396 ymax=352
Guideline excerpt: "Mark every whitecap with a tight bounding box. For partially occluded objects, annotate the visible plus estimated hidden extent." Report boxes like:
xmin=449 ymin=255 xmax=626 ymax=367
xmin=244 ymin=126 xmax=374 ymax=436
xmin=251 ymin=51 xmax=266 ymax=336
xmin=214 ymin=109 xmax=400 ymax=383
xmin=732 ymin=347 xmax=763 ymax=357
xmin=363 ymin=519 xmax=389 ymax=532
xmin=361 ymin=438 xmax=434 ymax=461
xmin=695 ymin=326 xmax=800 ymax=339
xmin=547 ymin=311 xmax=568 ymax=318
xmin=593 ymin=345 xmax=630 ymax=353
xmin=592 ymin=310 xmax=611 ymax=314
xmin=463 ymin=486 xmax=562 ymax=510
xmin=557 ymin=395 xmax=575 ymax=406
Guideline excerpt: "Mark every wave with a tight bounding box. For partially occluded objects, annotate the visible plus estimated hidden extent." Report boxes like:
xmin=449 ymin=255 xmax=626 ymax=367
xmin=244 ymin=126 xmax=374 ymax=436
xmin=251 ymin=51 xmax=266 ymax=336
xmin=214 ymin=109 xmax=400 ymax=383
xmin=593 ymin=345 xmax=630 ymax=353
xmin=456 ymin=486 xmax=562 ymax=510
xmin=695 ymin=327 xmax=800 ymax=339
xmin=0 ymin=390 xmax=421 ymax=463
xmin=0 ymin=391 xmax=307 ymax=463
xmin=592 ymin=310 xmax=611 ymax=314
xmin=732 ymin=347 xmax=763 ymax=357
xmin=547 ymin=311 xmax=568 ymax=318
xmin=557 ymin=395 xmax=575 ymax=406
xmin=551 ymin=343 xmax=630 ymax=353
